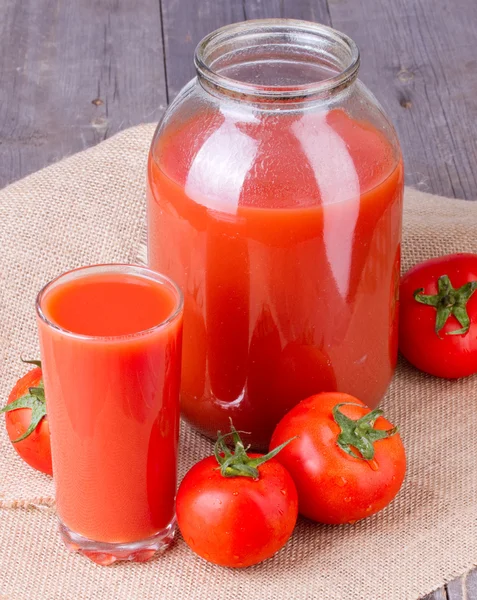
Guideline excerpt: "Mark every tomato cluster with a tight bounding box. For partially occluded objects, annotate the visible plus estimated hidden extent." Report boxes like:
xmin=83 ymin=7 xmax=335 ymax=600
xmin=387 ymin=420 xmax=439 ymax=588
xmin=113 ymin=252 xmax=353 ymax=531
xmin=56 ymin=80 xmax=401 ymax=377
xmin=4 ymin=253 xmax=477 ymax=568
xmin=176 ymin=392 xmax=405 ymax=567
xmin=2 ymin=362 xmax=405 ymax=568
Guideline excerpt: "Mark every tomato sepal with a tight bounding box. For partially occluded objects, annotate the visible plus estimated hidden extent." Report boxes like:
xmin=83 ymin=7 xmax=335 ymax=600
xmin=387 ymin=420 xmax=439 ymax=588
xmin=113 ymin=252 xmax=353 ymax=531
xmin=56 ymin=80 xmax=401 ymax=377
xmin=333 ymin=402 xmax=398 ymax=462
xmin=0 ymin=382 xmax=47 ymax=443
xmin=414 ymin=274 xmax=477 ymax=337
xmin=215 ymin=421 xmax=295 ymax=479
xmin=21 ymin=358 xmax=42 ymax=369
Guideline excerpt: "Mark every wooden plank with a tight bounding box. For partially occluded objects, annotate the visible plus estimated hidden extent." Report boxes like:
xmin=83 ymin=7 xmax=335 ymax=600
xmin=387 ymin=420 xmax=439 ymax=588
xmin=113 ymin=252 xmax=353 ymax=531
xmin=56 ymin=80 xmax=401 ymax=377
xmin=446 ymin=575 xmax=465 ymax=600
xmin=0 ymin=0 xmax=167 ymax=189
xmin=465 ymin=569 xmax=477 ymax=599
xmin=418 ymin=572 xmax=477 ymax=600
xmin=326 ymin=0 xmax=477 ymax=200
xmin=441 ymin=570 xmax=477 ymax=600
xmin=242 ymin=0 xmax=330 ymax=23
xmin=421 ymin=588 xmax=446 ymax=600
xmin=160 ymin=0 xmax=331 ymax=100
xmin=160 ymin=0 xmax=244 ymax=101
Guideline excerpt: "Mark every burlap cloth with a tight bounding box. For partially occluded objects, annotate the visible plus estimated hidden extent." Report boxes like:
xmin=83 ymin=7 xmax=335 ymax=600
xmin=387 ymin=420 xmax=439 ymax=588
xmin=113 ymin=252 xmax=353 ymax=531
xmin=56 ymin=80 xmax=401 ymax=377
xmin=1 ymin=123 xmax=476 ymax=600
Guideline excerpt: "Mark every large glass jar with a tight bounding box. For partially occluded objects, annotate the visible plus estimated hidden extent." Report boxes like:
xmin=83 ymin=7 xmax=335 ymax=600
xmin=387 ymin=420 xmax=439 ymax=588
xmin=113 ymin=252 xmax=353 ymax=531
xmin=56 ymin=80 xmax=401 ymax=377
xmin=147 ymin=19 xmax=403 ymax=449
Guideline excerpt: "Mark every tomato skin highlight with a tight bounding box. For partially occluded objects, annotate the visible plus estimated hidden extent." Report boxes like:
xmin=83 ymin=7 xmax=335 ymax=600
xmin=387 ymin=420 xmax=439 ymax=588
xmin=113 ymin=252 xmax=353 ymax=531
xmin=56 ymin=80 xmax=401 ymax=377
xmin=176 ymin=454 xmax=298 ymax=567
xmin=4 ymin=368 xmax=52 ymax=476
xmin=399 ymin=253 xmax=477 ymax=379
xmin=270 ymin=392 xmax=406 ymax=525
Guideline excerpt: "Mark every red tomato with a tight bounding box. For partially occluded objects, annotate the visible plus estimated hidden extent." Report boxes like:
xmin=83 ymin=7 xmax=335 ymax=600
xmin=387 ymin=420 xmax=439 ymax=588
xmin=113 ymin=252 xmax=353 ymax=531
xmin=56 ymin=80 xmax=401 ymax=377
xmin=176 ymin=426 xmax=298 ymax=567
xmin=270 ymin=392 xmax=406 ymax=524
xmin=1 ymin=364 xmax=52 ymax=475
xmin=399 ymin=253 xmax=477 ymax=378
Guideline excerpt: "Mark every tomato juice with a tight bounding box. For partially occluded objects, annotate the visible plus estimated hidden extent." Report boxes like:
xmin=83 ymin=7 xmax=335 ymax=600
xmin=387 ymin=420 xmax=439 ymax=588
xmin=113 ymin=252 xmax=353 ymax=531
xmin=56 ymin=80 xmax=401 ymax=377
xmin=148 ymin=107 xmax=403 ymax=448
xmin=36 ymin=265 xmax=183 ymax=553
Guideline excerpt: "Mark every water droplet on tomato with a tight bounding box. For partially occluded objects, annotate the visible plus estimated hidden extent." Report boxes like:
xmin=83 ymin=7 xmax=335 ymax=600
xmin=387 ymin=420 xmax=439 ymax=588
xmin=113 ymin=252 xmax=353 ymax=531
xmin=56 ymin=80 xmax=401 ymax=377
xmin=232 ymin=491 xmax=239 ymax=496
xmin=280 ymin=489 xmax=287 ymax=495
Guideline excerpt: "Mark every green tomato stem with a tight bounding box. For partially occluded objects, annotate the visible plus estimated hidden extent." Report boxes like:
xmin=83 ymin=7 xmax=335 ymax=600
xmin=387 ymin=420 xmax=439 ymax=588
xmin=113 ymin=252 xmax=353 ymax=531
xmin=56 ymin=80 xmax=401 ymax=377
xmin=214 ymin=420 xmax=295 ymax=479
xmin=0 ymin=361 xmax=46 ymax=443
xmin=333 ymin=403 xmax=398 ymax=462
xmin=414 ymin=274 xmax=477 ymax=337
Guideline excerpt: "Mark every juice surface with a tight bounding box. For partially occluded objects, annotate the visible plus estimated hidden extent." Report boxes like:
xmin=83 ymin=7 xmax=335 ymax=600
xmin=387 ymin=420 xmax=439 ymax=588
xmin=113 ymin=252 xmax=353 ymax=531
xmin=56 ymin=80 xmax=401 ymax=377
xmin=148 ymin=107 xmax=403 ymax=448
xmin=38 ymin=272 xmax=182 ymax=543
xmin=45 ymin=274 xmax=177 ymax=336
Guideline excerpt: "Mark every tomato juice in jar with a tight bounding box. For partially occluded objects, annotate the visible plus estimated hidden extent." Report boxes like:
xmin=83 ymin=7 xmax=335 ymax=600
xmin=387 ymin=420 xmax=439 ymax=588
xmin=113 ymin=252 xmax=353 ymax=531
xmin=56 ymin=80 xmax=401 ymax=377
xmin=147 ymin=20 xmax=403 ymax=449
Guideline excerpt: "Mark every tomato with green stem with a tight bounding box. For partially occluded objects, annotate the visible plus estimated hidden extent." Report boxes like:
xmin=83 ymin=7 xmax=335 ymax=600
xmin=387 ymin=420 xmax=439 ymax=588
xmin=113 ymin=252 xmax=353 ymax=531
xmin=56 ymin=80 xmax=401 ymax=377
xmin=176 ymin=423 xmax=298 ymax=568
xmin=270 ymin=392 xmax=405 ymax=525
xmin=399 ymin=253 xmax=477 ymax=378
xmin=1 ymin=360 xmax=52 ymax=475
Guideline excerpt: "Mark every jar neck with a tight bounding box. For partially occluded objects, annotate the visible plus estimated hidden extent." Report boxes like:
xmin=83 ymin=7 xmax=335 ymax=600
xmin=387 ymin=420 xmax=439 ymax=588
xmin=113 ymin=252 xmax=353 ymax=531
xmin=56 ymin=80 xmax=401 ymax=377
xmin=194 ymin=19 xmax=360 ymax=105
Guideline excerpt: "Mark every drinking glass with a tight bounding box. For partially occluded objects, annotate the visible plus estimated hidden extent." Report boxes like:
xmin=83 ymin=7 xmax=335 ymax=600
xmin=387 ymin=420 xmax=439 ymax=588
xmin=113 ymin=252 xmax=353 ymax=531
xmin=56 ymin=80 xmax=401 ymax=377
xmin=36 ymin=264 xmax=183 ymax=565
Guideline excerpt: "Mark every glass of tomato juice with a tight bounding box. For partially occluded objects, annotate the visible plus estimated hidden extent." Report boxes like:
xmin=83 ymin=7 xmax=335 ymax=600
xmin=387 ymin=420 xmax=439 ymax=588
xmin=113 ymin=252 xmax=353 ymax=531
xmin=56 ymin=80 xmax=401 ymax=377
xmin=36 ymin=264 xmax=183 ymax=565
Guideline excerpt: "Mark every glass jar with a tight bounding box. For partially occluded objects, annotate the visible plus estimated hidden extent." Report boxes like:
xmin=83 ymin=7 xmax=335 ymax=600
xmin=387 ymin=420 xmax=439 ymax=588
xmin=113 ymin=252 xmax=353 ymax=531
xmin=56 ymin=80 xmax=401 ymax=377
xmin=147 ymin=19 xmax=403 ymax=449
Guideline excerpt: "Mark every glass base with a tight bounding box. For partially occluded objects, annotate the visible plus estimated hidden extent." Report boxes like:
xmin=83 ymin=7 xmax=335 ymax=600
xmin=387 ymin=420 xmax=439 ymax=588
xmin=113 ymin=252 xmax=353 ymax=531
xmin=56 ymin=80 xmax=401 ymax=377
xmin=59 ymin=517 xmax=176 ymax=565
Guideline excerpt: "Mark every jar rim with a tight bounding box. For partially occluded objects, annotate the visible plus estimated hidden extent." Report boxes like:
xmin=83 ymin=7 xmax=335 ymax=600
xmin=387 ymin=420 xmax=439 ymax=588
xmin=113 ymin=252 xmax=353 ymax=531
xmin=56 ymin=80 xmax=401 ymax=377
xmin=194 ymin=19 xmax=360 ymax=101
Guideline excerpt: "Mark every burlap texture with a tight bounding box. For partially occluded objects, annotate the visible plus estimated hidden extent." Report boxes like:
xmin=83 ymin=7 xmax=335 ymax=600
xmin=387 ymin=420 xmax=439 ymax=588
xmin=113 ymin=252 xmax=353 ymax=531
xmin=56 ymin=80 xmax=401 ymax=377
xmin=1 ymin=123 xmax=476 ymax=600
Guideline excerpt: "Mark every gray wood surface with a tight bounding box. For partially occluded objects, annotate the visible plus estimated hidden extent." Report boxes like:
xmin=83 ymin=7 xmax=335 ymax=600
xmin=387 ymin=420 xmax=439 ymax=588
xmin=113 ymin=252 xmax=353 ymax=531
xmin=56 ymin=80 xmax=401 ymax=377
xmin=161 ymin=1 xmax=332 ymax=100
xmin=2 ymin=0 xmax=476 ymax=597
xmin=0 ymin=0 xmax=167 ymax=187
xmin=424 ymin=569 xmax=477 ymax=600
xmin=2 ymin=0 xmax=477 ymax=200
xmin=328 ymin=0 xmax=477 ymax=201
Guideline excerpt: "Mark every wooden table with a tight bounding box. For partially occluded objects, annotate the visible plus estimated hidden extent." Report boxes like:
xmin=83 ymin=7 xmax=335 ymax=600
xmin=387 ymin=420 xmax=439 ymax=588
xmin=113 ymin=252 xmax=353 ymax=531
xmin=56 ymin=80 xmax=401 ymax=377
xmin=1 ymin=1 xmax=476 ymax=597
